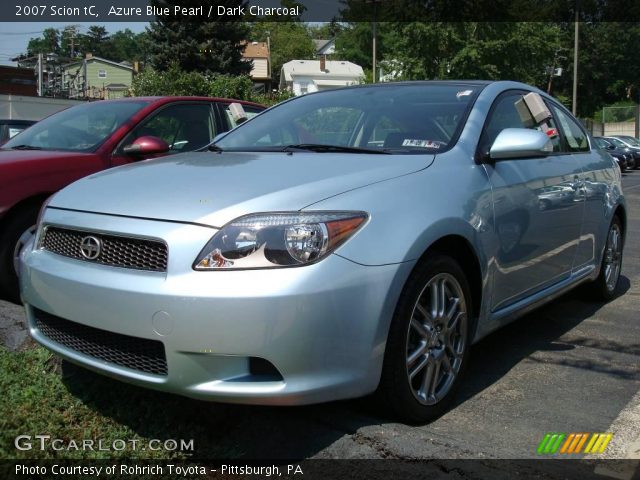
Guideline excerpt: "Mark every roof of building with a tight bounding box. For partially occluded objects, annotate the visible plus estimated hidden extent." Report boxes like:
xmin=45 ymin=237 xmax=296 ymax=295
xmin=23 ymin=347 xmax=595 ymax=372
xmin=242 ymin=41 xmax=270 ymax=59
xmin=63 ymin=56 xmax=134 ymax=71
xmin=280 ymin=60 xmax=364 ymax=82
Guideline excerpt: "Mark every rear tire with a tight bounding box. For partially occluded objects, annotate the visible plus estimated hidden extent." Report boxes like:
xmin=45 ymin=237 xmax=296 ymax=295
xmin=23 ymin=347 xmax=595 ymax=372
xmin=586 ymin=215 xmax=623 ymax=301
xmin=377 ymin=253 xmax=473 ymax=424
xmin=0 ymin=205 xmax=39 ymax=303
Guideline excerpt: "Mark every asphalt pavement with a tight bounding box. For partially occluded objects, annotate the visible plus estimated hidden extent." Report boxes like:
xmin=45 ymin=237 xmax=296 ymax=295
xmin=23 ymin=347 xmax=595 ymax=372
xmin=1 ymin=170 xmax=639 ymax=475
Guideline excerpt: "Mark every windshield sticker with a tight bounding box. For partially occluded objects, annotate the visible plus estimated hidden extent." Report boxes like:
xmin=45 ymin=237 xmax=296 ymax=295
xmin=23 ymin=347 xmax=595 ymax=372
xmin=456 ymin=89 xmax=474 ymax=99
xmin=402 ymin=139 xmax=441 ymax=149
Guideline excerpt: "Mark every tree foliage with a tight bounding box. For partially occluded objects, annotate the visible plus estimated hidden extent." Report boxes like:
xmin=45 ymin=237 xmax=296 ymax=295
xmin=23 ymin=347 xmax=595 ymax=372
xmin=26 ymin=26 xmax=150 ymax=64
xmin=130 ymin=64 xmax=293 ymax=105
xmin=147 ymin=0 xmax=250 ymax=75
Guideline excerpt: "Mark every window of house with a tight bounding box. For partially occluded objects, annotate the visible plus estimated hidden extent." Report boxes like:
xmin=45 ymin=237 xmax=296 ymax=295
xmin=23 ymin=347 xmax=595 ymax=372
xmin=98 ymin=70 xmax=107 ymax=78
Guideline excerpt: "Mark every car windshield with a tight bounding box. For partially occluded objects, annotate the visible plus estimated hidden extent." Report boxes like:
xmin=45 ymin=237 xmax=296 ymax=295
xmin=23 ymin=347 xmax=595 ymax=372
xmin=216 ymin=84 xmax=481 ymax=154
xmin=619 ymin=136 xmax=640 ymax=146
xmin=595 ymin=138 xmax=610 ymax=148
xmin=3 ymin=100 xmax=149 ymax=152
xmin=607 ymin=138 xmax=627 ymax=148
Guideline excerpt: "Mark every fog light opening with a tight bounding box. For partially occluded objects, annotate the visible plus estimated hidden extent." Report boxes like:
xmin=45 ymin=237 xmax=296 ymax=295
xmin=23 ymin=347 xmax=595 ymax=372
xmin=249 ymin=357 xmax=283 ymax=381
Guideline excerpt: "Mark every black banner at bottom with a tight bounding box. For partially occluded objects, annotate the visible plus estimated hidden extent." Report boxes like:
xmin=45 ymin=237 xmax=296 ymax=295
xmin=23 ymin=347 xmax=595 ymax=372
xmin=1 ymin=459 xmax=639 ymax=480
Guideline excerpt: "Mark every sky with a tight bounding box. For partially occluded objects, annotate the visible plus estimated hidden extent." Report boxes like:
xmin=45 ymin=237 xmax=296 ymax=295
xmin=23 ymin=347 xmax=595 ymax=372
xmin=0 ymin=22 xmax=149 ymax=66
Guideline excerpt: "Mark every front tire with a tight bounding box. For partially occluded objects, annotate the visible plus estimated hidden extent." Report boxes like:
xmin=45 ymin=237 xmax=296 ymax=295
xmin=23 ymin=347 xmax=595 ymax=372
xmin=0 ymin=205 xmax=39 ymax=302
xmin=377 ymin=253 xmax=473 ymax=424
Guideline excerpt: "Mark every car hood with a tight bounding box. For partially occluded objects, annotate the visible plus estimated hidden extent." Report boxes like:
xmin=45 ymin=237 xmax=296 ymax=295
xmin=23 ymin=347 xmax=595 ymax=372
xmin=50 ymin=151 xmax=433 ymax=227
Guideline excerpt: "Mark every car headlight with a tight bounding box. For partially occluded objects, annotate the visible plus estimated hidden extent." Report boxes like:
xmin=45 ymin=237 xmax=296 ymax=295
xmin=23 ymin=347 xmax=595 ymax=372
xmin=194 ymin=211 xmax=367 ymax=270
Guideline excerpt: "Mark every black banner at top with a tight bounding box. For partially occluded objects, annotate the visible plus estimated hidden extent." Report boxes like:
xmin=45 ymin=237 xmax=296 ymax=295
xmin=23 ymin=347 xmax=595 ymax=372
xmin=3 ymin=0 xmax=640 ymax=22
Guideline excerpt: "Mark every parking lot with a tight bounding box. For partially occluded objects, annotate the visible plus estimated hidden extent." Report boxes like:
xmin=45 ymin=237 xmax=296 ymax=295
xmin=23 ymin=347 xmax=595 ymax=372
xmin=1 ymin=171 xmax=639 ymax=470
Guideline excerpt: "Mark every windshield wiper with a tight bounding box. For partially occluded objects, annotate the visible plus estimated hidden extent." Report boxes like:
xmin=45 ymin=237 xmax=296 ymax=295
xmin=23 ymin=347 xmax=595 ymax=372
xmin=208 ymin=144 xmax=223 ymax=152
xmin=282 ymin=144 xmax=391 ymax=154
xmin=11 ymin=144 xmax=42 ymax=150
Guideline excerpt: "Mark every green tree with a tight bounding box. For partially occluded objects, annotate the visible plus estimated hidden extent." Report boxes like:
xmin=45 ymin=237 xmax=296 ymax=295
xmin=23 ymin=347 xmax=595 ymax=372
xmin=27 ymin=28 xmax=60 ymax=55
xmin=553 ymin=22 xmax=640 ymax=117
xmin=81 ymin=25 xmax=110 ymax=57
xmin=307 ymin=21 xmax=344 ymax=40
xmin=382 ymin=22 xmax=562 ymax=86
xmin=103 ymin=29 xmax=151 ymax=64
xmin=148 ymin=0 xmax=250 ymax=75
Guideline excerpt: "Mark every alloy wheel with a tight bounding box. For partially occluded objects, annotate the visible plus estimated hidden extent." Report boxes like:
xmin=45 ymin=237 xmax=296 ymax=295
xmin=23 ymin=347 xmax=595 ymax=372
xmin=405 ymin=273 xmax=468 ymax=405
xmin=603 ymin=222 xmax=622 ymax=292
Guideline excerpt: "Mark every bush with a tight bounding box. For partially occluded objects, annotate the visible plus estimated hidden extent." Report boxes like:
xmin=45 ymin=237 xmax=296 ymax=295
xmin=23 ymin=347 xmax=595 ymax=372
xmin=130 ymin=64 xmax=294 ymax=106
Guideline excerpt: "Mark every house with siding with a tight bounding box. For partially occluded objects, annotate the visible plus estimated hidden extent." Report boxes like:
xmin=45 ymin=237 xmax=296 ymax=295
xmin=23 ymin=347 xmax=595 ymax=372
xmin=242 ymin=41 xmax=271 ymax=92
xmin=63 ymin=54 xmax=134 ymax=99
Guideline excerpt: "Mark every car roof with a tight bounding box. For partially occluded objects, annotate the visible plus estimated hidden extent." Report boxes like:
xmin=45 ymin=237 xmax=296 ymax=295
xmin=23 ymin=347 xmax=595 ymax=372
xmin=94 ymin=96 xmax=265 ymax=108
xmin=0 ymin=119 xmax=36 ymax=124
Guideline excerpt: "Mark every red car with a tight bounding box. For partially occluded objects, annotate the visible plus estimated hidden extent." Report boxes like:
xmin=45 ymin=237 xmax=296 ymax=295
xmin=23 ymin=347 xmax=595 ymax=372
xmin=0 ymin=96 xmax=265 ymax=301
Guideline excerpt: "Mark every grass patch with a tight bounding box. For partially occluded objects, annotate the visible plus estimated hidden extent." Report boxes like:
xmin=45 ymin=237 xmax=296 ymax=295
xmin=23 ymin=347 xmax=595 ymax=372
xmin=0 ymin=346 xmax=246 ymax=459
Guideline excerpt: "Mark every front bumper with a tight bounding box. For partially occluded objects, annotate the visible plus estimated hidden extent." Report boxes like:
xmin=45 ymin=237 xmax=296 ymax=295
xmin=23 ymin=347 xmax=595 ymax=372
xmin=21 ymin=208 xmax=412 ymax=405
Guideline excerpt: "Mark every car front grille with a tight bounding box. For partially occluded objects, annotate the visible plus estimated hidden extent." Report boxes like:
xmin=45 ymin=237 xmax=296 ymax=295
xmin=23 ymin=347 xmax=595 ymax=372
xmin=41 ymin=226 xmax=168 ymax=272
xmin=34 ymin=308 xmax=168 ymax=376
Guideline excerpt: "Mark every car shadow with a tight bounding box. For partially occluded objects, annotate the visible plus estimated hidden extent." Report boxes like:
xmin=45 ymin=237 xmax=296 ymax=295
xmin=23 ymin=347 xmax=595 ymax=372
xmin=60 ymin=276 xmax=632 ymax=458
xmin=455 ymin=275 xmax=634 ymax=410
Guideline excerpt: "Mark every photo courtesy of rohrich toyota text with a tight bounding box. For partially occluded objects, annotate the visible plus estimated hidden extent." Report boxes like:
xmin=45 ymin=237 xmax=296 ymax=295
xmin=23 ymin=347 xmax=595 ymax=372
xmin=1 ymin=0 xmax=640 ymax=479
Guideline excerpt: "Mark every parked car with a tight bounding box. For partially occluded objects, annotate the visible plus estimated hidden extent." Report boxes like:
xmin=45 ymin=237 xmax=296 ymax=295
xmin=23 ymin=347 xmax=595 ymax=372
xmin=20 ymin=81 xmax=625 ymax=423
xmin=0 ymin=119 xmax=36 ymax=144
xmin=0 ymin=97 xmax=265 ymax=301
xmin=604 ymin=136 xmax=640 ymax=169
xmin=593 ymin=137 xmax=630 ymax=172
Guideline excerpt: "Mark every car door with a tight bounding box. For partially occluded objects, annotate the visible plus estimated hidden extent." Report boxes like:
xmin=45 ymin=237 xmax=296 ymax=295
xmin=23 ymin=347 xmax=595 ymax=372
xmin=110 ymin=102 xmax=218 ymax=167
xmin=480 ymin=90 xmax=585 ymax=311
xmin=547 ymin=101 xmax=614 ymax=272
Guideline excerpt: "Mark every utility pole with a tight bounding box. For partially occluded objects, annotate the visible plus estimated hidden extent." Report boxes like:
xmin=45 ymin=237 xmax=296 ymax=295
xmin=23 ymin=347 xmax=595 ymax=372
xmin=266 ymin=32 xmax=272 ymax=91
xmin=572 ymin=5 xmax=579 ymax=115
xmin=37 ymin=53 xmax=43 ymax=96
xmin=366 ymin=0 xmax=381 ymax=83
xmin=372 ymin=15 xmax=377 ymax=83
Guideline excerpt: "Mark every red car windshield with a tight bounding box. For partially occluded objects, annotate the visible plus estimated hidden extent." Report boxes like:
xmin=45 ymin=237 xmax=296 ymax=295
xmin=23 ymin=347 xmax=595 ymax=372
xmin=3 ymin=100 xmax=149 ymax=152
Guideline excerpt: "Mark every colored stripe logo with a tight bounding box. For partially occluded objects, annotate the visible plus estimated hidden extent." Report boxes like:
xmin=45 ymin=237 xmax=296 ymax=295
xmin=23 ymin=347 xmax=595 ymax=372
xmin=537 ymin=433 xmax=613 ymax=454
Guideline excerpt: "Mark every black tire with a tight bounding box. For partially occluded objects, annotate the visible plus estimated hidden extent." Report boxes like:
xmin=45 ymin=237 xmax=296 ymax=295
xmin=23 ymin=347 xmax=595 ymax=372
xmin=377 ymin=253 xmax=473 ymax=424
xmin=585 ymin=215 xmax=624 ymax=301
xmin=0 ymin=204 xmax=39 ymax=303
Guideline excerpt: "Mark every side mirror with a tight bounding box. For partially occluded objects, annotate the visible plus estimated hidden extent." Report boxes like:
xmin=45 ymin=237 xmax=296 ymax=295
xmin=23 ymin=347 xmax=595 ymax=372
xmin=607 ymin=145 xmax=615 ymax=150
xmin=123 ymin=136 xmax=170 ymax=156
xmin=489 ymin=128 xmax=553 ymax=160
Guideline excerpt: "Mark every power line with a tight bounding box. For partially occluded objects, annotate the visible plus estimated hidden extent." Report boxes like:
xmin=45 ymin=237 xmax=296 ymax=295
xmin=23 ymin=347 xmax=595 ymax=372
xmin=0 ymin=31 xmax=46 ymax=35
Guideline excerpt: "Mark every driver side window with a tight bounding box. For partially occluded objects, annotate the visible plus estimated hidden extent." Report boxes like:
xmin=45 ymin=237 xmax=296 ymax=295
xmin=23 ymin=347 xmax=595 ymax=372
xmin=479 ymin=93 xmax=561 ymax=156
xmin=121 ymin=103 xmax=216 ymax=153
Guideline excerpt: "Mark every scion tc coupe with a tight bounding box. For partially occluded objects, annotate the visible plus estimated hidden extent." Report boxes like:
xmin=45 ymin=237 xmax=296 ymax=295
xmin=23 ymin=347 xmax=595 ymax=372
xmin=20 ymin=81 xmax=625 ymax=422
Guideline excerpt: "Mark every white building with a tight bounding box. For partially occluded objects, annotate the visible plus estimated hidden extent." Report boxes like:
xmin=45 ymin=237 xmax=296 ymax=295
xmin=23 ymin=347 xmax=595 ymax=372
xmin=279 ymin=59 xmax=364 ymax=96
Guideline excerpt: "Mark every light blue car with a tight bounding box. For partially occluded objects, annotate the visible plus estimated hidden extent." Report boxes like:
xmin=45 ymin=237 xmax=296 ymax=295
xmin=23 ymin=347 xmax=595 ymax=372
xmin=20 ymin=81 xmax=626 ymax=423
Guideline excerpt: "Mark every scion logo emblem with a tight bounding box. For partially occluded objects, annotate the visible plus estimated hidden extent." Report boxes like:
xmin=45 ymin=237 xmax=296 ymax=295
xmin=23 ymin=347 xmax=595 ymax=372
xmin=79 ymin=236 xmax=102 ymax=260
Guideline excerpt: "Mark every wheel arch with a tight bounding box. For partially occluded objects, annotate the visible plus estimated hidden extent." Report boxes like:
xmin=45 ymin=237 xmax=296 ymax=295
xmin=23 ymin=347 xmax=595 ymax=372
xmin=0 ymin=193 xmax=51 ymax=232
